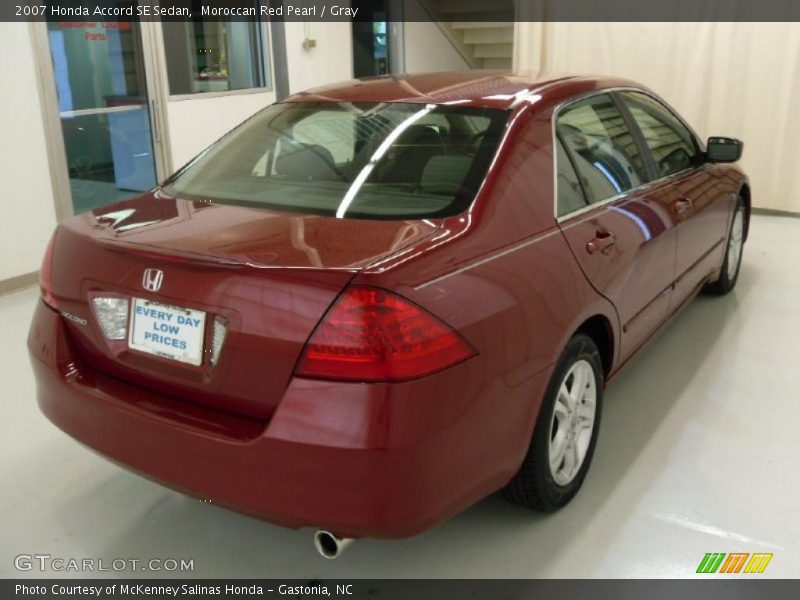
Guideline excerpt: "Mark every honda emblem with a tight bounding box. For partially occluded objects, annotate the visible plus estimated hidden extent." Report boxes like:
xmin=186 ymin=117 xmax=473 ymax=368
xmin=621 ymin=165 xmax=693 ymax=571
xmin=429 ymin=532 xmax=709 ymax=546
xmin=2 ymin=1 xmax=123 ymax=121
xmin=142 ymin=268 xmax=164 ymax=292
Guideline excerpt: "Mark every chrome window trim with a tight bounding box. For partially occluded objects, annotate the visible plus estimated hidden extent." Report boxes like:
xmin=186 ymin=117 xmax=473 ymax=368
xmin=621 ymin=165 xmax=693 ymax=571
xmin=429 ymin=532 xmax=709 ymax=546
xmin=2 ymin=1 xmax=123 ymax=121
xmin=552 ymin=87 xmax=704 ymax=224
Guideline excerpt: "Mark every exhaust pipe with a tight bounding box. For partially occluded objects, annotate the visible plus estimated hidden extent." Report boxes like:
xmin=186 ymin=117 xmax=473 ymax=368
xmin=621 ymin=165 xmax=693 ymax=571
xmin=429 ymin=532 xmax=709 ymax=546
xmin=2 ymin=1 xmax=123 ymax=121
xmin=314 ymin=530 xmax=354 ymax=559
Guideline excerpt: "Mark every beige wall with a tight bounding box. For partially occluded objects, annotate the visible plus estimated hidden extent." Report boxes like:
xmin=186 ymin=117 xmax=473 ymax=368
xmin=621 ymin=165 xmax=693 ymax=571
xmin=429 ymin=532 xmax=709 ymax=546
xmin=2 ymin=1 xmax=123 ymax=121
xmin=516 ymin=21 xmax=800 ymax=213
xmin=0 ymin=23 xmax=58 ymax=281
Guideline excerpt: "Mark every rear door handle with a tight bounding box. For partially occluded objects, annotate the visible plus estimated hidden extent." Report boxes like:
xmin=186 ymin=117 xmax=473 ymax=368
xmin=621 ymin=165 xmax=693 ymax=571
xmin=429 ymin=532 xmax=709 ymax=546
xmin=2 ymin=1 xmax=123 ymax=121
xmin=586 ymin=231 xmax=616 ymax=254
xmin=673 ymin=197 xmax=693 ymax=217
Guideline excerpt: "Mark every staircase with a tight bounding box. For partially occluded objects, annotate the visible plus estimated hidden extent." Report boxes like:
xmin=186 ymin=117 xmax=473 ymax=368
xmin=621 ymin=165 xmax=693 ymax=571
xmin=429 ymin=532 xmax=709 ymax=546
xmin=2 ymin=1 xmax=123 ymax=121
xmin=419 ymin=0 xmax=515 ymax=70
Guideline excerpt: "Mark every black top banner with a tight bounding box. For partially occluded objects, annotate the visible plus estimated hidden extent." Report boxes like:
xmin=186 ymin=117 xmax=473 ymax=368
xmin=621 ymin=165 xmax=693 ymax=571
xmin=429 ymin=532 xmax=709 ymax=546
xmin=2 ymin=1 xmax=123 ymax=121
xmin=5 ymin=0 xmax=800 ymax=22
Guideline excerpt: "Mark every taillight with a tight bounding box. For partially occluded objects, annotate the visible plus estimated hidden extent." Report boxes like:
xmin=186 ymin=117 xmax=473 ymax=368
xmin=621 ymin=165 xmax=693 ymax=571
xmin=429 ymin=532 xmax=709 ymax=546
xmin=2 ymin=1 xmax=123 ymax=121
xmin=210 ymin=315 xmax=228 ymax=367
xmin=40 ymin=233 xmax=57 ymax=309
xmin=295 ymin=286 xmax=475 ymax=382
xmin=91 ymin=297 xmax=129 ymax=340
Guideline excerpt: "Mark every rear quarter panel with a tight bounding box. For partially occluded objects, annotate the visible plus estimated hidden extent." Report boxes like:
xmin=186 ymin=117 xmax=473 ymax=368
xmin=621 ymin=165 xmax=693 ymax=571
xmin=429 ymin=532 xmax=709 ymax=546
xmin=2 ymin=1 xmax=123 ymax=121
xmin=352 ymin=95 xmax=619 ymax=479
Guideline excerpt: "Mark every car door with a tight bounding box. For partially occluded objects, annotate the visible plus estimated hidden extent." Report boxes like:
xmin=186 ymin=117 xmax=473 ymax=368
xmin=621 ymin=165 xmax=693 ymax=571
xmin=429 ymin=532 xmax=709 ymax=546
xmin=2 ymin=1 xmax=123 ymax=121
xmin=616 ymin=91 xmax=733 ymax=310
xmin=555 ymin=93 xmax=679 ymax=363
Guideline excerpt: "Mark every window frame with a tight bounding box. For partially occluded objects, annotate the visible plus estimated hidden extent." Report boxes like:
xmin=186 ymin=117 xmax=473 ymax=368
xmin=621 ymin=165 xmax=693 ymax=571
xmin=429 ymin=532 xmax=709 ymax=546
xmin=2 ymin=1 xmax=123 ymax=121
xmin=552 ymin=87 xmax=705 ymax=222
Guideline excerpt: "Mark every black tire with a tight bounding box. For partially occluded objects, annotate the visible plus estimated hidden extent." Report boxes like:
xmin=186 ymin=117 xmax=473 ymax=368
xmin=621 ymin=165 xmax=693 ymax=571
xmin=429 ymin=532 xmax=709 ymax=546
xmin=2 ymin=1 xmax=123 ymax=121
xmin=705 ymin=196 xmax=746 ymax=295
xmin=502 ymin=333 xmax=604 ymax=511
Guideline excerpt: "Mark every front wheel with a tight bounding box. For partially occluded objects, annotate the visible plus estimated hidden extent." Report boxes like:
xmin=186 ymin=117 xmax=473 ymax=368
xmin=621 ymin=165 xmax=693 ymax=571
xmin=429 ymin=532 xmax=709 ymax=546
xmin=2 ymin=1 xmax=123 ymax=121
xmin=502 ymin=334 xmax=603 ymax=511
xmin=705 ymin=196 xmax=745 ymax=295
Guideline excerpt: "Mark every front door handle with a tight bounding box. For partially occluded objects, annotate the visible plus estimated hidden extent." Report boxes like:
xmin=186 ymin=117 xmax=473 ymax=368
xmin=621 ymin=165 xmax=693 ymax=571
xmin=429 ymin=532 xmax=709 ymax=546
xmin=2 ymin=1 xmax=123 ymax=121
xmin=586 ymin=231 xmax=616 ymax=254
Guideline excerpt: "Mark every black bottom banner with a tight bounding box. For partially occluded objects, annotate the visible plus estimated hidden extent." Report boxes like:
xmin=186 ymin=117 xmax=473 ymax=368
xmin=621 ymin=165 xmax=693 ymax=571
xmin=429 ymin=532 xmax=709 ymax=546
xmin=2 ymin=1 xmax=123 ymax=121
xmin=4 ymin=580 xmax=800 ymax=600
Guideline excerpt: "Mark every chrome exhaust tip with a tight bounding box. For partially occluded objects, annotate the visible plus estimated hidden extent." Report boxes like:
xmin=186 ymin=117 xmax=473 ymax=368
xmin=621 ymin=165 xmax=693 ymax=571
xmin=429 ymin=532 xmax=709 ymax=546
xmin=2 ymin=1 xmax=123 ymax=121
xmin=314 ymin=530 xmax=354 ymax=559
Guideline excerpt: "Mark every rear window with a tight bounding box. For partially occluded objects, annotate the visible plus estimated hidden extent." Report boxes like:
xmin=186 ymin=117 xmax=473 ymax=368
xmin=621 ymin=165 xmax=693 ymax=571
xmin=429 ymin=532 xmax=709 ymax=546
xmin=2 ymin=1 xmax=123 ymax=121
xmin=164 ymin=102 xmax=509 ymax=220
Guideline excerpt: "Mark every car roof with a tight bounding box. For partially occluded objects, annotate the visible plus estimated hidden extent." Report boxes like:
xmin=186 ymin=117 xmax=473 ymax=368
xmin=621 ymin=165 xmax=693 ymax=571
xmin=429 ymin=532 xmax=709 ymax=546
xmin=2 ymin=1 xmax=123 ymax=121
xmin=283 ymin=71 xmax=644 ymax=110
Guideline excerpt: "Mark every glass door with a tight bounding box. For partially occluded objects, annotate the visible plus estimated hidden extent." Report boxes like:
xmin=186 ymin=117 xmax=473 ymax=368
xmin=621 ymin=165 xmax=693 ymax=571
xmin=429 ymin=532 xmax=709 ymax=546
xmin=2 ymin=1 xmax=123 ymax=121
xmin=351 ymin=0 xmax=390 ymax=77
xmin=46 ymin=18 xmax=165 ymax=215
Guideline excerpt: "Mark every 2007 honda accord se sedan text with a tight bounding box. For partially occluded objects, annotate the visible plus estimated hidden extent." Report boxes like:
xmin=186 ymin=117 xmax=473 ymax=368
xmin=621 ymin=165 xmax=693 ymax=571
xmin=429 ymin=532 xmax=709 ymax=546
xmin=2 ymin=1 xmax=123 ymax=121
xmin=29 ymin=71 xmax=749 ymax=558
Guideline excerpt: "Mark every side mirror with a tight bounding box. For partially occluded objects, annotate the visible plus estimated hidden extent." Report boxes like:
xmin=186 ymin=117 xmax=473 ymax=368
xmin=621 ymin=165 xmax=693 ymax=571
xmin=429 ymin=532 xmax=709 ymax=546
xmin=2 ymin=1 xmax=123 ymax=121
xmin=707 ymin=136 xmax=743 ymax=163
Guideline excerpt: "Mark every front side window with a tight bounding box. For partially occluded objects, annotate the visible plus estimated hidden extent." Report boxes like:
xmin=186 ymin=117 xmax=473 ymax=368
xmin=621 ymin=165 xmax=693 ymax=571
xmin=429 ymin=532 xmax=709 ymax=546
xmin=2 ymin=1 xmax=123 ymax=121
xmin=165 ymin=102 xmax=509 ymax=219
xmin=556 ymin=94 xmax=649 ymax=208
xmin=619 ymin=92 xmax=700 ymax=178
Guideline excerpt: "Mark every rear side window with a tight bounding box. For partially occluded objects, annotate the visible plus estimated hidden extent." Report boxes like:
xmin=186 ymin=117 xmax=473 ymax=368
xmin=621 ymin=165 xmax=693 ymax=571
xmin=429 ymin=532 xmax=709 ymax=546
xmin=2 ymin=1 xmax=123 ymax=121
xmin=619 ymin=92 xmax=701 ymax=178
xmin=556 ymin=93 xmax=649 ymax=208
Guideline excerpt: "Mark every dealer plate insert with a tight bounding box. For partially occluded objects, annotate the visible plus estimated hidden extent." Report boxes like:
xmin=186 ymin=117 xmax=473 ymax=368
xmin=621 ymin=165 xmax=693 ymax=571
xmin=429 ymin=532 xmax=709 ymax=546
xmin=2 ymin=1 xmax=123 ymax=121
xmin=128 ymin=298 xmax=206 ymax=366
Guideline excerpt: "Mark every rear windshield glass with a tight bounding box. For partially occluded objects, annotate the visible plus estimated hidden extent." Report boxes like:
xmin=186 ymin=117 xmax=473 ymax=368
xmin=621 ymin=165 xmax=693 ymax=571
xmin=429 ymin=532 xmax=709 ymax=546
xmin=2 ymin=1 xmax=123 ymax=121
xmin=163 ymin=102 xmax=509 ymax=220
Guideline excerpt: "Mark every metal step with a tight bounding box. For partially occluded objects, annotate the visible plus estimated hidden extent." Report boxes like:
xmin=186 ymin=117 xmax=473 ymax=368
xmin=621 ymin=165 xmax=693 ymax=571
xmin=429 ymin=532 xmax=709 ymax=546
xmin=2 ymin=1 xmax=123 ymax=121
xmin=479 ymin=57 xmax=512 ymax=69
xmin=472 ymin=43 xmax=514 ymax=59
xmin=420 ymin=1 xmax=515 ymax=71
xmin=461 ymin=26 xmax=514 ymax=45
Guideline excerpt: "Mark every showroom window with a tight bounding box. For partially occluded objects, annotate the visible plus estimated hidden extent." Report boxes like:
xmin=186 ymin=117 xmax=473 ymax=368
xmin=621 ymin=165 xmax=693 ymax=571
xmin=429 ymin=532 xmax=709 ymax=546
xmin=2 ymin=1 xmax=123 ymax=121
xmin=162 ymin=13 xmax=269 ymax=96
xmin=556 ymin=93 xmax=649 ymax=207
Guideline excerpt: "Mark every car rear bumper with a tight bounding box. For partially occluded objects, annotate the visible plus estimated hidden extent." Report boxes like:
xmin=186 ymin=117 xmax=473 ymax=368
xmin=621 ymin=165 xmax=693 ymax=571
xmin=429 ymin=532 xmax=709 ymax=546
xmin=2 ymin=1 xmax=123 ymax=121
xmin=28 ymin=300 xmax=550 ymax=538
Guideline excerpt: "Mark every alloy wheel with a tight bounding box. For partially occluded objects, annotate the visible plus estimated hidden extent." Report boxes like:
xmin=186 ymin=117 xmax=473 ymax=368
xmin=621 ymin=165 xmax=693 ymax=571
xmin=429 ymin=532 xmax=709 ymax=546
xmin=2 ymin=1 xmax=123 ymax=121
xmin=727 ymin=207 xmax=744 ymax=280
xmin=549 ymin=359 xmax=597 ymax=486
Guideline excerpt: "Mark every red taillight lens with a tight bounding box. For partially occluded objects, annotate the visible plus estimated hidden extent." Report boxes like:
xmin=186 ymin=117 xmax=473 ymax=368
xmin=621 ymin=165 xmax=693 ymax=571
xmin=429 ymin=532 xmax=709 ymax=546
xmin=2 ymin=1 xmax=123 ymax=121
xmin=40 ymin=233 xmax=57 ymax=309
xmin=295 ymin=286 xmax=475 ymax=382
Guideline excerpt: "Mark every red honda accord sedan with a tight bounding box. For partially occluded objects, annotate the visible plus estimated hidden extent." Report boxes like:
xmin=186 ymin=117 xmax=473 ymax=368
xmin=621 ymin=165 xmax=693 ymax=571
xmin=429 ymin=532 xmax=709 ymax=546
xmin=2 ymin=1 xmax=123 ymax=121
xmin=29 ymin=71 xmax=748 ymax=558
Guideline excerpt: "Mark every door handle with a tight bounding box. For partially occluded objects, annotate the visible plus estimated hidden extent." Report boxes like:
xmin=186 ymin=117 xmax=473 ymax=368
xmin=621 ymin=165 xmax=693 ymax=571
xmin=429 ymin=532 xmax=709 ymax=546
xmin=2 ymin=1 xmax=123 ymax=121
xmin=586 ymin=231 xmax=616 ymax=255
xmin=673 ymin=197 xmax=693 ymax=217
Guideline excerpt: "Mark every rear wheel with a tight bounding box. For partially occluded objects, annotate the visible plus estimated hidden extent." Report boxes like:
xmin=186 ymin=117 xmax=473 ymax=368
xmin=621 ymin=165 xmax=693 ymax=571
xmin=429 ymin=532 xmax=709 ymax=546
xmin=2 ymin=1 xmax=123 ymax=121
xmin=502 ymin=334 xmax=603 ymax=511
xmin=705 ymin=196 xmax=745 ymax=295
